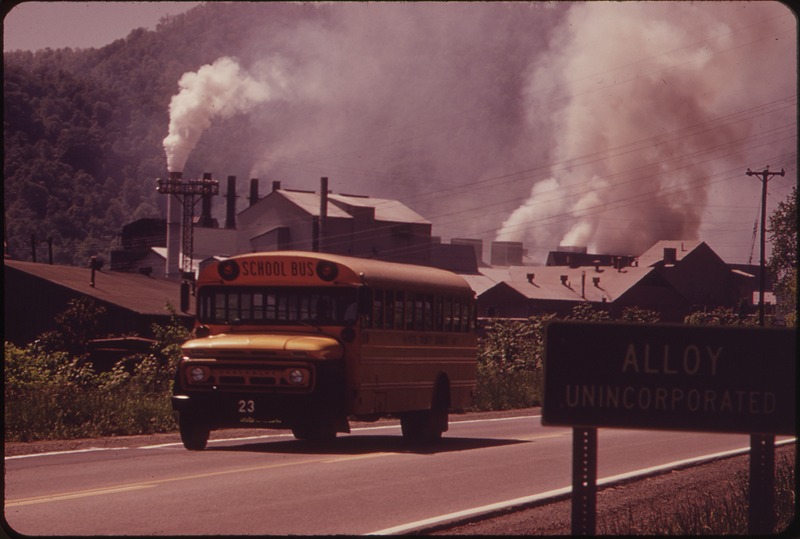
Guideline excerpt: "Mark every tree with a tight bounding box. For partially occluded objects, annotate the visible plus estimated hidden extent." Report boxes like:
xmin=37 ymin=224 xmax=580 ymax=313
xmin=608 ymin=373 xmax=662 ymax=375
xmin=768 ymin=186 xmax=797 ymax=326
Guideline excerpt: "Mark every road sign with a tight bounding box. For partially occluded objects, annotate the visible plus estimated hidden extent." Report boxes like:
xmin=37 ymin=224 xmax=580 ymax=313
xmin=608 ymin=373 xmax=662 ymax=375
xmin=543 ymin=321 xmax=796 ymax=435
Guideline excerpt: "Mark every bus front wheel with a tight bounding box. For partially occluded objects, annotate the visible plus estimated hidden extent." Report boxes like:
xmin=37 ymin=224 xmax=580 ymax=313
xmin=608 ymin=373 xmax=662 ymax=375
xmin=179 ymin=412 xmax=210 ymax=450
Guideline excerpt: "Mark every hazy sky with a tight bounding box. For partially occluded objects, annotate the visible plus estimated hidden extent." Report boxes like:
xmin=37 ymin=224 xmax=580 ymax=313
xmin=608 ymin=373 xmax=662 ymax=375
xmin=3 ymin=1 xmax=202 ymax=51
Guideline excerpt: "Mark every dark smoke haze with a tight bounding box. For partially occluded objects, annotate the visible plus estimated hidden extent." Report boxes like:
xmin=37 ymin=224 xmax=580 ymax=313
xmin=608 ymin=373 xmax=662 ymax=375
xmin=166 ymin=2 xmax=796 ymax=264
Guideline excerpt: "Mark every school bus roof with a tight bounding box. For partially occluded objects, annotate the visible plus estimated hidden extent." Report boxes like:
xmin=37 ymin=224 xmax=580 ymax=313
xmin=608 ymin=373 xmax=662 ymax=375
xmin=204 ymin=251 xmax=473 ymax=295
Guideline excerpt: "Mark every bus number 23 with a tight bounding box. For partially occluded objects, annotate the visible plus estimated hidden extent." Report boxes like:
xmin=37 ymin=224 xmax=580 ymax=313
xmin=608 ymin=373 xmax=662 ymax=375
xmin=238 ymin=400 xmax=255 ymax=413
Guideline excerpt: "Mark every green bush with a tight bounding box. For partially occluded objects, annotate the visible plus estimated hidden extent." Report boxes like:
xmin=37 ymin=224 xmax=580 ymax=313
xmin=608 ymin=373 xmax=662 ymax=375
xmin=4 ymin=301 xmax=188 ymax=442
xmin=4 ymin=342 xmax=179 ymax=441
xmin=471 ymin=304 xmax=663 ymax=411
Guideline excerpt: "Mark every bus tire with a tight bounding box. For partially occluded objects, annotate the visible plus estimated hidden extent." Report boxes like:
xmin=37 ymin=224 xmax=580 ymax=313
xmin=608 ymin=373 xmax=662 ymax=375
xmin=179 ymin=412 xmax=210 ymax=451
xmin=400 ymin=410 xmax=444 ymax=443
xmin=292 ymin=421 xmax=337 ymax=442
xmin=401 ymin=377 xmax=450 ymax=443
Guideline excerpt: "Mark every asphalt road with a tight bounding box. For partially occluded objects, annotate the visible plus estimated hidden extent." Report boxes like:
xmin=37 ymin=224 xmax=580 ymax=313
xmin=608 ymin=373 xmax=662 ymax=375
xmin=4 ymin=413 xmax=769 ymax=535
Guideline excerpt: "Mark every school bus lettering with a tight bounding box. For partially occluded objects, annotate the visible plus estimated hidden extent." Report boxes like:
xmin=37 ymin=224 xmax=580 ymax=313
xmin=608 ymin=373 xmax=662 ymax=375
xmin=218 ymin=258 xmax=321 ymax=281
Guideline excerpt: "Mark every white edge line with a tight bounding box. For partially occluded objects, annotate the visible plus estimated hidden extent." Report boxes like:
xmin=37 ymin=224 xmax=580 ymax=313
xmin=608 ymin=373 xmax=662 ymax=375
xmin=7 ymin=415 xmax=542 ymax=457
xmin=367 ymin=437 xmax=797 ymax=536
xmin=5 ymin=447 xmax=129 ymax=460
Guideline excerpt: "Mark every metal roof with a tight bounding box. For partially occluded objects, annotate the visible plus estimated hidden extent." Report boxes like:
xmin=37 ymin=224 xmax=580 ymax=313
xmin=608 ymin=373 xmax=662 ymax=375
xmin=277 ymin=190 xmax=352 ymax=218
xmin=328 ymin=194 xmax=430 ymax=224
xmin=4 ymin=259 xmax=191 ymax=316
xmin=637 ymin=240 xmax=705 ymax=267
xmin=274 ymin=190 xmax=430 ymax=224
xmin=477 ymin=265 xmax=656 ymax=303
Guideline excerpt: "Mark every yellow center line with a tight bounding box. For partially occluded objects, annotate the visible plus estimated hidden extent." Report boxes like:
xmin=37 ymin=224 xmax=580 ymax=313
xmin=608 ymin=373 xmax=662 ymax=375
xmin=6 ymin=456 xmax=332 ymax=508
xmin=6 ymin=485 xmax=155 ymax=507
xmin=323 ymin=452 xmax=397 ymax=463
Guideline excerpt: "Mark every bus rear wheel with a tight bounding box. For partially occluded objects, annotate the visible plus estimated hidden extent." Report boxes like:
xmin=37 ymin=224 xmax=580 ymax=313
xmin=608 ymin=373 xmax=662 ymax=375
xmin=179 ymin=412 xmax=210 ymax=451
xmin=400 ymin=408 xmax=447 ymax=443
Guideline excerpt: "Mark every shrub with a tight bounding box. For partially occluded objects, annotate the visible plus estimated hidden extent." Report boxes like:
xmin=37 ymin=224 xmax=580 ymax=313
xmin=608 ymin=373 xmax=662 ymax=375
xmin=3 ymin=304 xmax=188 ymax=442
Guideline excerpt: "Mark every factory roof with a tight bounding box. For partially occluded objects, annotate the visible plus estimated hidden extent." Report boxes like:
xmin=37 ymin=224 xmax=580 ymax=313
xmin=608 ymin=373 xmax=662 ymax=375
xmin=274 ymin=189 xmax=430 ymax=224
xmin=637 ymin=240 xmax=705 ymax=267
xmin=4 ymin=259 xmax=190 ymax=316
xmin=475 ymin=264 xmax=657 ymax=303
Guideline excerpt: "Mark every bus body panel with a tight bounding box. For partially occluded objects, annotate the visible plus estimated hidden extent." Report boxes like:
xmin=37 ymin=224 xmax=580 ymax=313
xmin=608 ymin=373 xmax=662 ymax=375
xmin=353 ymin=329 xmax=477 ymax=415
xmin=173 ymin=251 xmax=477 ymax=443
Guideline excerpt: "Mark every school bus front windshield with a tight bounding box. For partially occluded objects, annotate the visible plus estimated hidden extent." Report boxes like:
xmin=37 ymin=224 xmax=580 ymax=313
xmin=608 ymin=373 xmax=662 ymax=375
xmin=198 ymin=286 xmax=358 ymax=326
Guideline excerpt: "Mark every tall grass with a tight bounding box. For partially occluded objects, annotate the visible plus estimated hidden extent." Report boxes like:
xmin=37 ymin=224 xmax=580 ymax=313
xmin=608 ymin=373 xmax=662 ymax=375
xmin=598 ymin=451 xmax=796 ymax=535
xmin=4 ymin=347 xmax=177 ymax=442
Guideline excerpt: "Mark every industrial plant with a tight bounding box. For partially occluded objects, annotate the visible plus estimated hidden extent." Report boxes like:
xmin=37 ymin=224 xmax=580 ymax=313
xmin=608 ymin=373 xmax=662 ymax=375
xmin=4 ymin=170 xmax=773 ymax=348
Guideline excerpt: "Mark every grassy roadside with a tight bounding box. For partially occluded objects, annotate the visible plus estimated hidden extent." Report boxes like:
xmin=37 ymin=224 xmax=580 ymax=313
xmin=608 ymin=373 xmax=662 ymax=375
xmin=598 ymin=449 xmax=796 ymax=535
xmin=433 ymin=445 xmax=796 ymax=536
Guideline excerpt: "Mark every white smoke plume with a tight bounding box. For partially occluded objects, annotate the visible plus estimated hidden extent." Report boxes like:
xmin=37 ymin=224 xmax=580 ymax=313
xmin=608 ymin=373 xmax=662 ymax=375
xmin=167 ymin=3 xmax=794 ymax=264
xmin=163 ymin=56 xmax=287 ymax=172
xmin=495 ymin=1 xmax=796 ymax=260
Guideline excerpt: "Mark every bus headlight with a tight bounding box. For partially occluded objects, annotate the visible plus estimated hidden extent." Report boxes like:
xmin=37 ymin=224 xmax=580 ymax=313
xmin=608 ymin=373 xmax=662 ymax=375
xmin=188 ymin=366 xmax=210 ymax=383
xmin=288 ymin=369 xmax=305 ymax=385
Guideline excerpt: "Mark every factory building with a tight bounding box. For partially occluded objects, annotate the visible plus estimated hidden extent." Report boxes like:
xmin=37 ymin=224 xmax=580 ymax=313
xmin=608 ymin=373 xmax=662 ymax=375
xmin=111 ymin=176 xmax=480 ymax=276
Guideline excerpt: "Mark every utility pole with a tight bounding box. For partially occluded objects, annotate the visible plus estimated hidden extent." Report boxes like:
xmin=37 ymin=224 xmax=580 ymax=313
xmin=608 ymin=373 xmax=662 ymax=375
xmin=746 ymin=166 xmax=784 ymax=326
xmin=157 ymin=173 xmax=219 ymax=312
xmin=156 ymin=173 xmax=219 ymax=275
xmin=744 ymin=165 xmax=784 ymax=535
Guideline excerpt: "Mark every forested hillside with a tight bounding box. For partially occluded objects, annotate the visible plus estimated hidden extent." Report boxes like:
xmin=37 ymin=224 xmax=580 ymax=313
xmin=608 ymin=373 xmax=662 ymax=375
xmin=3 ymin=3 xmax=326 ymax=265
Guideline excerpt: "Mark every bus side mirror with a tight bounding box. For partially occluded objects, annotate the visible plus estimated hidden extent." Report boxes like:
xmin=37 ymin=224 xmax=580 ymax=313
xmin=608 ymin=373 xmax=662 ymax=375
xmin=357 ymin=286 xmax=372 ymax=316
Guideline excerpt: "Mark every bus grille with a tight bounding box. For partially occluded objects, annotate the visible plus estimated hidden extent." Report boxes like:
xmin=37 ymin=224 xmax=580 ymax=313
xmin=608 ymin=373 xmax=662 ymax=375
xmin=183 ymin=362 xmax=312 ymax=391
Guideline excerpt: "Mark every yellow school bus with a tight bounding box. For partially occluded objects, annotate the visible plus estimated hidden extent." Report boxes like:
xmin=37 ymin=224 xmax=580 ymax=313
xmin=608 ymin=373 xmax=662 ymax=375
xmin=171 ymin=251 xmax=477 ymax=449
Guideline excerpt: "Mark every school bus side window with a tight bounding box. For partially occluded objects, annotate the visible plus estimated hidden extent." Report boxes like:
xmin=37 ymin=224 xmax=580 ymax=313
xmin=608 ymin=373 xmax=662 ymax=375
xmin=404 ymin=293 xmax=414 ymax=330
xmin=372 ymin=289 xmax=384 ymax=329
xmin=252 ymin=293 xmax=264 ymax=320
xmin=396 ymin=291 xmax=406 ymax=330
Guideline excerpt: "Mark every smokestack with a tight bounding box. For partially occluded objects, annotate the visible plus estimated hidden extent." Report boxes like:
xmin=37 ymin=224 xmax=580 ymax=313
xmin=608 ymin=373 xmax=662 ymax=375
xmin=199 ymin=179 xmax=213 ymax=228
xmin=319 ymin=177 xmax=329 ymax=250
xmin=225 ymin=176 xmax=236 ymax=229
xmin=249 ymin=178 xmax=259 ymax=206
xmin=272 ymin=180 xmax=281 ymax=192
xmin=165 ymin=171 xmax=182 ymax=277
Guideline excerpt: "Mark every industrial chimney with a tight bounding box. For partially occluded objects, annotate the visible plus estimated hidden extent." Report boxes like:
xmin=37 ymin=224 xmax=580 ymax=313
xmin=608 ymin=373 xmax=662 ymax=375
xmin=249 ymin=178 xmax=259 ymax=207
xmin=225 ymin=176 xmax=236 ymax=229
xmin=319 ymin=177 xmax=329 ymax=251
xmin=165 ymin=171 xmax=182 ymax=277
xmin=198 ymin=172 xmax=214 ymax=228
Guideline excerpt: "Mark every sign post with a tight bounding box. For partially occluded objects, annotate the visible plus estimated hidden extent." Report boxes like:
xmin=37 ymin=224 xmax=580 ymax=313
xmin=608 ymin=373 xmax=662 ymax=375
xmin=749 ymin=433 xmax=775 ymax=534
xmin=543 ymin=321 xmax=796 ymax=534
xmin=571 ymin=427 xmax=598 ymax=535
